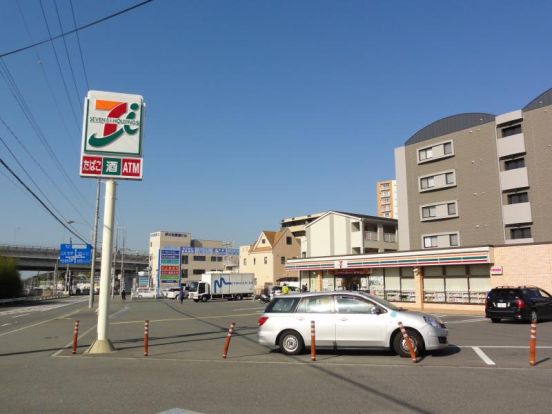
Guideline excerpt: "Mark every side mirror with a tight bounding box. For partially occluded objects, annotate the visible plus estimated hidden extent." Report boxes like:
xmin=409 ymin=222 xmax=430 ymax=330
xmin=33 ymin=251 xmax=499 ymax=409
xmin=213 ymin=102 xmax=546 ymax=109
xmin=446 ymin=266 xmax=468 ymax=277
xmin=370 ymin=307 xmax=382 ymax=315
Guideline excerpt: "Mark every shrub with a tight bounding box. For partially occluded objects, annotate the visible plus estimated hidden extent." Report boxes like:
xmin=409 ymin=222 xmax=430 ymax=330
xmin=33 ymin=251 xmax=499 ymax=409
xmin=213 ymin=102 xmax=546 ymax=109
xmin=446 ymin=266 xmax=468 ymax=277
xmin=0 ymin=256 xmax=22 ymax=299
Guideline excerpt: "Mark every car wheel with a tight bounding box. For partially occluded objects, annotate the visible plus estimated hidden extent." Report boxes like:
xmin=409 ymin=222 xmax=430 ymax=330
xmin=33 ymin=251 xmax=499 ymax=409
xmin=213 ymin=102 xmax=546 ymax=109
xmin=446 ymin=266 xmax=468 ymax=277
xmin=193 ymin=299 xmax=199 ymax=303
xmin=201 ymin=295 xmax=208 ymax=302
xmin=393 ymin=329 xmax=425 ymax=358
xmin=278 ymin=330 xmax=304 ymax=355
xmin=235 ymin=294 xmax=242 ymax=301
xmin=530 ymin=310 xmax=539 ymax=323
xmin=491 ymin=318 xmax=501 ymax=323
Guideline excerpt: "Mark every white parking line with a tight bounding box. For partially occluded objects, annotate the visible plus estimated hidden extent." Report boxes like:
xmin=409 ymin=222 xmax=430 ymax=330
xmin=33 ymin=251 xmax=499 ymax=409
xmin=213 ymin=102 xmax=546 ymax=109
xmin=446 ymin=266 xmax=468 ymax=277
xmin=12 ymin=313 xmax=30 ymax=318
xmin=460 ymin=345 xmax=552 ymax=349
xmin=1 ymin=323 xmax=12 ymax=327
xmin=0 ymin=306 xmax=85 ymax=337
xmin=52 ymin=324 xmax=97 ymax=357
xmin=472 ymin=346 xmax=496 ymax=365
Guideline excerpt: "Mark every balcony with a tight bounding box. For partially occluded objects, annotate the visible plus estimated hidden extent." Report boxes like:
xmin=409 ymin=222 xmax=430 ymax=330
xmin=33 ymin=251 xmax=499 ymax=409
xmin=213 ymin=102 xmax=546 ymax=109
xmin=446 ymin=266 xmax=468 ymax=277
xmin=364 ymin=231 xmax=378 ymax=241
xmin=383 ymin=233 xmax=396 ymax=243
xmin=497 ymin=133 xmax=525 ymax=158
xmin=502 ymin=202 xmax=532 ymax=225
xmin=500 ymin=168 xmax=529 ymax=191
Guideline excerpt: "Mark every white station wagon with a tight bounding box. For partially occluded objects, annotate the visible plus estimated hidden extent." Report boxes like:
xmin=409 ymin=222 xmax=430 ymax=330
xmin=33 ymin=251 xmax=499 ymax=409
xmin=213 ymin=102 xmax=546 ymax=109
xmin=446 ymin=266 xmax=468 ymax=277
xmin=257 ymin=291 xmax=448 ymax=357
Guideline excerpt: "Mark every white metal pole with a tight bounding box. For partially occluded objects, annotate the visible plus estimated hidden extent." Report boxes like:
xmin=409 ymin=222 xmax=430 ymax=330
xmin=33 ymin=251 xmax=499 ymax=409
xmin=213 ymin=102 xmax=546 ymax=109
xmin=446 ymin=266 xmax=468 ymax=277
xmin=89 ymin=179 xmax=116 ymax=353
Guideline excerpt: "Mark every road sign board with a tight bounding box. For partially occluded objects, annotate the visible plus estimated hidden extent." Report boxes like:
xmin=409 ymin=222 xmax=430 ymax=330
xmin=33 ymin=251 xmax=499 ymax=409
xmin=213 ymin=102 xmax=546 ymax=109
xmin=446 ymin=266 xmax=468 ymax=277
xmin=59 ymin=244 xmax=92 ymax=265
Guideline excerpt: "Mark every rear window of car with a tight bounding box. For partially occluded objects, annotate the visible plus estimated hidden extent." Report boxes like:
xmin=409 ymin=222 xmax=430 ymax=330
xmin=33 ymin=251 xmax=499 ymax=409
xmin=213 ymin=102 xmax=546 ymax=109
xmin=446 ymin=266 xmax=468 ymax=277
xmin=488 ymin=289 xmax=519 ymax=300
xmin=265 ymin=297 xmax=301 ymax=313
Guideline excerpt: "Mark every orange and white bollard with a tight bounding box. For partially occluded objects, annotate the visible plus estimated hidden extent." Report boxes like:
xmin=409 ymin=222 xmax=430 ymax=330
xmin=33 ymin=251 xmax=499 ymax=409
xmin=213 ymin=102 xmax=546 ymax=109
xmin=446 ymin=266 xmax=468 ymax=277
xmin=222 ymin=321 xmax=236 ymax=359
xmin=529 ymin=317 xmax=537 ymax=366
xmin=310 ymin=320 xmax=316 ymax=361
xmin=144 ymin=320 xmax=149 ymax=357
xmin=72 ymin=320 xmax=80 ymax=354
xmin=398 ymin=321 xmax=417 ymax=363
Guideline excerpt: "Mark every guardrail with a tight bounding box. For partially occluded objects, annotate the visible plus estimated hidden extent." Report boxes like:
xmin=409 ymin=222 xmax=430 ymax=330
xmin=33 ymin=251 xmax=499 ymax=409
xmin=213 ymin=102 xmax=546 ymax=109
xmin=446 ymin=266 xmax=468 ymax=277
xmin=0 ymin=294 xmax=68 ymax=305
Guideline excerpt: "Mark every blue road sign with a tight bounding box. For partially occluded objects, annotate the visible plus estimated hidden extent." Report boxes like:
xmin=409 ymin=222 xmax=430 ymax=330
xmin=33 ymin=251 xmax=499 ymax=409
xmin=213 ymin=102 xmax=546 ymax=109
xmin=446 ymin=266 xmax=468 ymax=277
xmin=59 ymin=244 xmax=92 ymax=265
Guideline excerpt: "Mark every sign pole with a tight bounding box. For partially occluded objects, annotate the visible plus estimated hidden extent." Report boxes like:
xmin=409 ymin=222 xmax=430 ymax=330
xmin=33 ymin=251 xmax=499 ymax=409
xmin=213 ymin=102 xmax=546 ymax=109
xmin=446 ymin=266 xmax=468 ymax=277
xmin=88 ymin=179 xmax=117 ymax=353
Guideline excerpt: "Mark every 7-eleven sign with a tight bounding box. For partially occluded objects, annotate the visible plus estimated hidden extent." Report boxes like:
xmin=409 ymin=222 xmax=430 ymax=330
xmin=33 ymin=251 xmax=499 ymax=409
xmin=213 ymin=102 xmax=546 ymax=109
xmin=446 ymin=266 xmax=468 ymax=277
xmin=80 ymin=90 xmax=145 ymax=180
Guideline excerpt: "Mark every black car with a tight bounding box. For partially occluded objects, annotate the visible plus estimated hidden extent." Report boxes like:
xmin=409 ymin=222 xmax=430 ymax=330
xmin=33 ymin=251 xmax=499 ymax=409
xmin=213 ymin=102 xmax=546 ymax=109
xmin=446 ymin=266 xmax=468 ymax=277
xmin=485 ymin=286 xmax=552 ymax=323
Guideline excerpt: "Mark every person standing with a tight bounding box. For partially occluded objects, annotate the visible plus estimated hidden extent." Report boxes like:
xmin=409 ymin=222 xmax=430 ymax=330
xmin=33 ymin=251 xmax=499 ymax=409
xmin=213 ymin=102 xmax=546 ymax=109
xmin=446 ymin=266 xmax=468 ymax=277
xmin=281 ymin=283 xmax=289 ymax=295
xmin=179 ymin=285 xmax=184 ymax=304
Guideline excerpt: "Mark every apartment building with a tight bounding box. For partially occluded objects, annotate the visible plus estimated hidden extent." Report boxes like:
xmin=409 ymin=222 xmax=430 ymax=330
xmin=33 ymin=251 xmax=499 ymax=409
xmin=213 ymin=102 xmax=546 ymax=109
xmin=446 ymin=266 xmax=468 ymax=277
xmin=303 ymin=211 xmax=398 ymax=257
xmin=148 ymin=231 xmax=239 ymax=288
xmin=395 ymin=88 xmax=552 ymax=250
xmin=376 ymin=180 xmax=398 ymax=219
xmin=239 ymin=229 xmax=300 ymax=290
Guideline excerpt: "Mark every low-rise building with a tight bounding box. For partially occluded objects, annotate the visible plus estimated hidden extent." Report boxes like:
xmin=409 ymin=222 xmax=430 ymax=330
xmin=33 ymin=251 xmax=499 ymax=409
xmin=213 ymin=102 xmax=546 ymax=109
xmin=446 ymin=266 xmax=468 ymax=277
xmin=148 ymin=231 xmax=238 ymax=289
xmin=240 ymin=229 xmax=300 ymax=290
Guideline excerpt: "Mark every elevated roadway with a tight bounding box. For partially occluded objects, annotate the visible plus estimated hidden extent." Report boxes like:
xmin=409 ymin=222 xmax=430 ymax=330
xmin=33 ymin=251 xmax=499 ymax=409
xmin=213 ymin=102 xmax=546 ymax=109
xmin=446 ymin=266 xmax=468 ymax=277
xmin=0 ymin=244 xmax=148 ymax=273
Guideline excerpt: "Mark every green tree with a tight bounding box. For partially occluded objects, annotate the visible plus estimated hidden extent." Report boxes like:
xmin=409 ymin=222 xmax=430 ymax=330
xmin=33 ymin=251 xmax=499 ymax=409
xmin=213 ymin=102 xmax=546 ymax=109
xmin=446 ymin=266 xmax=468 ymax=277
xmin=0 ymin=256 xmax=22 ymax=299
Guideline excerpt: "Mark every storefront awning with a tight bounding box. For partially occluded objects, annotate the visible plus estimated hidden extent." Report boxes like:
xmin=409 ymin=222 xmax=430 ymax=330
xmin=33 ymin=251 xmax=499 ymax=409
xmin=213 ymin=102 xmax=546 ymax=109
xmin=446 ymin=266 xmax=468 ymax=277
xmin=286 ymin=246 xmax=492 ymax=272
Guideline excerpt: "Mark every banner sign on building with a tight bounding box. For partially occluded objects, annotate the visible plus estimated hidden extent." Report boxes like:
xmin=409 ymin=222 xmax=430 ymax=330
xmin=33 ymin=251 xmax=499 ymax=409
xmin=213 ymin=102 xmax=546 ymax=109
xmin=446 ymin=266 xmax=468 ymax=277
xmin=180 ymin=247 xmax=239 ymax=256
xmin=138 ymin=276 xmax=150 ymax=287
xmin=80 ymin=90 xmax=144 ymax=180
xmin=59 ymin=244 xmax=92 ymax=265
xmin=158 ymin=248 xmax=181 ymax=285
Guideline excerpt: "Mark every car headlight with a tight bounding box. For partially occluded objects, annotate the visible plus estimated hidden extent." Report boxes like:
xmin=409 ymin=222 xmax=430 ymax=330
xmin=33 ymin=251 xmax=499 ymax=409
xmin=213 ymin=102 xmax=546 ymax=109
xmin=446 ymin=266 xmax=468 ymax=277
xmin=423 ymin=315 xmax=445 ymax=329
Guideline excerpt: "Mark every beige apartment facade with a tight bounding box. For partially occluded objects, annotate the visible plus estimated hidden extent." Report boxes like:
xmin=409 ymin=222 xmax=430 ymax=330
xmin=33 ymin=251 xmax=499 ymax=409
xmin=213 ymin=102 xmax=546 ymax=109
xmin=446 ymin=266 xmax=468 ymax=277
xmin=376 ymin=180 xmax=398 ymax=219
xmin=303 ymin=211 xmax=398 ymax=258
xmin=148 ymin=231 xmax=238 ymax=289
xmin=395 ymin=88 xmax=552 ymax=251
xmin=240 ymin=229 xmax=300 ymax=290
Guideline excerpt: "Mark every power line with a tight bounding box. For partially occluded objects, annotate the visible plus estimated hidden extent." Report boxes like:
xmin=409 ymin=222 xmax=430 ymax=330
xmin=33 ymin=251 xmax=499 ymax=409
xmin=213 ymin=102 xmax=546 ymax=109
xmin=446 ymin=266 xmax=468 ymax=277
xmin=0 ymin=133 xmax=70 ymax=225
xmin=0 ymin=58 xmax=92 ymax=213
xmin=0 ymin=0 xmax=155 ymax=59
xmin=16 ymin=1 xmax=80 ymax=147
xmin=53 ymin=0 xmax=84 ymax=112
xmin=69 ymin=0 xmax=90 ymax=91
xmin=39 ymin=0 xmax=81 ymax=128
xmin=0 ymin=115 xmax=92 ymax=229
xmin=0 ymin=157 xmax=89 ymax=245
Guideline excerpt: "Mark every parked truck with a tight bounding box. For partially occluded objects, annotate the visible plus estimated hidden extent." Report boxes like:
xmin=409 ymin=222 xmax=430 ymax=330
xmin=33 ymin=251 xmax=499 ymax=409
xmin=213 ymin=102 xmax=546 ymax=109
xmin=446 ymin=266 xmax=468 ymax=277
xmin=189 ymin=272 xmax=256 ymax=302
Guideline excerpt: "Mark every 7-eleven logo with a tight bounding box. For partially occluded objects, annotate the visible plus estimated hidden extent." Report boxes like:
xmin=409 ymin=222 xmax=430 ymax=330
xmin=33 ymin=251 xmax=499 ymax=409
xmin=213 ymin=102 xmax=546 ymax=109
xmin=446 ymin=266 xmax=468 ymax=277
xmin=87 ymin=99 xmax=141 ymax=148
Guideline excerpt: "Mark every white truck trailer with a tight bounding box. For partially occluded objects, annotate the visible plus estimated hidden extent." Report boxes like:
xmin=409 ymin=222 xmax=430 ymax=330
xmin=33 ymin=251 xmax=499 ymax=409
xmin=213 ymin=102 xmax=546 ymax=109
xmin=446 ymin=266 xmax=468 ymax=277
xmin=189 ymin=272 xmax=255 ymax=302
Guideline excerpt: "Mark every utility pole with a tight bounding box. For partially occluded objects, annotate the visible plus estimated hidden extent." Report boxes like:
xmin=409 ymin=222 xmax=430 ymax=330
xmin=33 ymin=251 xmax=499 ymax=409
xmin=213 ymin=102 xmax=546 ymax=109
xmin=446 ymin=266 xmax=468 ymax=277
xmin=89 ymin=179 xmax=101 ymax=308
xmin=120 ymin=227 xmax=125 ymax=292
xmin=111 ymin=225 xmax=118 ymax=299
xmin=53 ymin=261 xmax=58 ymax=295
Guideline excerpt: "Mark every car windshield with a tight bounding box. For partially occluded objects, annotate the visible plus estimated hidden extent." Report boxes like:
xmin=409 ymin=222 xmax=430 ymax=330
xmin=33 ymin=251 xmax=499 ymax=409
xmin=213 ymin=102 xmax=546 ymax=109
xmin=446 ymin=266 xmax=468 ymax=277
xmin=357 ymin=291 xmax=400 ymax=311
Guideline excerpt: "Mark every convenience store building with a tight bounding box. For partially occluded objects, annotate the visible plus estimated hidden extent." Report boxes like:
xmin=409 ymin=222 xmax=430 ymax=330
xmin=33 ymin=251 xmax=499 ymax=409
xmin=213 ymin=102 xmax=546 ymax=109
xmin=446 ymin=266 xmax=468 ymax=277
xmin=285 ymin=243 xmax=552 ymax=311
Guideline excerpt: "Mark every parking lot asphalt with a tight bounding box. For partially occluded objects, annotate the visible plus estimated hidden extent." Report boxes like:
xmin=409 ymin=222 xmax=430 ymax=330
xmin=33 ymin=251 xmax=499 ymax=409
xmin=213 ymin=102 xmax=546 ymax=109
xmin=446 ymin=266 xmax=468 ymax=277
xmin=1 ymin=297 xmax=552 ymax=413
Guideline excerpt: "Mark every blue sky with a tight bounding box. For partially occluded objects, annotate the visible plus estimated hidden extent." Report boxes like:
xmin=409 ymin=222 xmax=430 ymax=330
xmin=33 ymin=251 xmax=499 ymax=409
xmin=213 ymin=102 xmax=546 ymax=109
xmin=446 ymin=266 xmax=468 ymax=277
xmin=1 ymin=0 xmax=551 ymax=251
